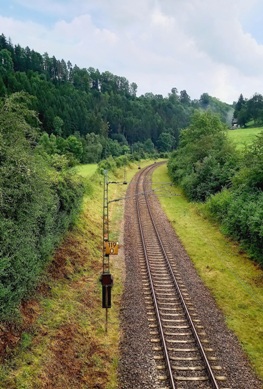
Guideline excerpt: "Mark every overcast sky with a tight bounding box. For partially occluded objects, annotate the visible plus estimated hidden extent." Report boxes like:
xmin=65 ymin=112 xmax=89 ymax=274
xmin=1 ymin=0 xmax=263 ymax=103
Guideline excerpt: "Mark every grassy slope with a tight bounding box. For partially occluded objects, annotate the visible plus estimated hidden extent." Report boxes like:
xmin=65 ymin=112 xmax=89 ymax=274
xmin=153 ymin=164 xmax=263 ymax=380
xmin=74 ymin=164 xmax=97 ymax=178
xmin=0 ymin=160 xmax=154 ymax=389
xmin=228 ymin=127 xmax=263 ymax=149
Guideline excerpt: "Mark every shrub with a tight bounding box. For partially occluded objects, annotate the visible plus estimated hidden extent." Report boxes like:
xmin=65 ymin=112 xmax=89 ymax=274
xmin=97 ymin=154 xmax=134 ymax=174
xmin=168 ymin=111 xmax=239 ymax=201
xmin=205 ymin=189 xmax=233 ymax=223
xmin=0 ymin=93 xmax=85 ymax=319
xmin=205 ymin=189 xmax=263 ymax=264
xmin=98 ymin=156 xmax=117 ymax=174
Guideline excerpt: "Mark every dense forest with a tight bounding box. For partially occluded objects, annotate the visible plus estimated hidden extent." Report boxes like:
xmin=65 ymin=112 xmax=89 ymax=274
xmin=0 ymin=33 xmax=232 ymax=164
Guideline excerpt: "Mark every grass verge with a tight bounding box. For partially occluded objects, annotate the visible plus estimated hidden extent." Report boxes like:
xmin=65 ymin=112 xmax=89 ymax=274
xmin=153 ymin=163 xmax=263 ymax=380
xmin=0 ymin=159 xmax=156 ymax=389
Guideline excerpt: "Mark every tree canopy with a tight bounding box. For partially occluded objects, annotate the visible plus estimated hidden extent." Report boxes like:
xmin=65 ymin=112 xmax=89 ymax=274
xmin=0 ymin=33 xmax=233 ymax=161
xmin=233 ymin=92 xmax=263 ymax=127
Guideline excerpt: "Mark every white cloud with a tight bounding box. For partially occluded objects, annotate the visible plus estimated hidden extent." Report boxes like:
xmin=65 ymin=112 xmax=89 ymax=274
xmin=151 ymin=8 xmax=174 ymax=29
xmin=1 ymin=0 xmax=263 ymax=102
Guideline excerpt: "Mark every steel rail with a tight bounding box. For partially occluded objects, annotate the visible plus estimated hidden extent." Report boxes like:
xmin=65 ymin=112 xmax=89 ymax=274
xmin=135 ymin=164 xmax=176 ymax=389
xmin=141 ymin=163 xmax=220 ymax=389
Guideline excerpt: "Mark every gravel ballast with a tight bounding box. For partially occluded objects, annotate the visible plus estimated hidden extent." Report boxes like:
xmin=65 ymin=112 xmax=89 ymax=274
xmin=118 ymin=167 xmax=262 ymax=389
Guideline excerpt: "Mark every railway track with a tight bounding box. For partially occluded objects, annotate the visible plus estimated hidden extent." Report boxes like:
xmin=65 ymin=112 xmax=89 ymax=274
xmin=134 ymin=163 xmax=230 ymax=389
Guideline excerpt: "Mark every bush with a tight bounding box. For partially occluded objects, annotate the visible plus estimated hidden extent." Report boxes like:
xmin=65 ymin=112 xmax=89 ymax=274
xmin=169 ymin=111 xmax=263 ymax=263
xmin=0 ymin=165 xmax=84 ymax=320
xmin=204 ymin=132 xmax=263 ymax=263
xmin=115 ymin=155 xmax=128 ymax=168
xmin=205 ymin=189 xmax=263 ymax=264
xmin=97 ymin=154 xmax=134 ymax=174
xmin=98 ymin=156 xmax=117 ymax=174
xmin=205 ymin=189 xmax=233 ymax=223
xmin=168 ymin=111 xmax=239 ymax=201
xmin=0 ymin=93 xmax=85 ymax=320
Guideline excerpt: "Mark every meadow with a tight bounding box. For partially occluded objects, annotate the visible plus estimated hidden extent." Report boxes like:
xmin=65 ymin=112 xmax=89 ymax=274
xmin=228 ymin=126 xmax=263 ymax=149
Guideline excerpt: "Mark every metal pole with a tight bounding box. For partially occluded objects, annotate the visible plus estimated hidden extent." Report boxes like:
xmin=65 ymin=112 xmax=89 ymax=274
xmin=103 ymin=170 xmax=110 ymax=274
xmin=105 ymin=307 xmax=108 ymax=333
xmin=102 ymin=170 xmax=110 ymax=333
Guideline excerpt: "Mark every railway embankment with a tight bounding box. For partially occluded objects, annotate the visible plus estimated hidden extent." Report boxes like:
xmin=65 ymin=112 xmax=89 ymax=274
xmin=0 ymin=161 xmax=262 ymax=388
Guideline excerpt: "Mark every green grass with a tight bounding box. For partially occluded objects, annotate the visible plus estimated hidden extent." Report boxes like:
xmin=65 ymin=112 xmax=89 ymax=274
xmin=74 ymin=163 xmax=97 ymax=178
xmin=153 ymin=164 xmax=263 ymax=381
xmin=228 ymin=127 xmax=263 ymax=150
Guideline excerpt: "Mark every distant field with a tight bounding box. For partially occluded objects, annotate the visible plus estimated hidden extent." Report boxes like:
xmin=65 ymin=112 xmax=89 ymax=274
xmin=74 ymin=164 xmax=97 ymax=178
xmin=228 ymin=127 xmax=263 ymax=149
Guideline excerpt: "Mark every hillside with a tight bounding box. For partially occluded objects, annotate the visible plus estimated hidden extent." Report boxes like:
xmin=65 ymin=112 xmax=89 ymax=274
xmin=0 ymin=33 xmax=232 ymax=163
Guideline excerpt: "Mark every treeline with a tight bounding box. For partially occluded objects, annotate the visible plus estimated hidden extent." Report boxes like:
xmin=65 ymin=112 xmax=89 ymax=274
xmin=0 ymin=93 xmax=84 ymax=319
xmin=0 ymin=33 xmax=232 ymax=163
xmin=168 ymin=111 xmax=263 ymax=264
xmin=233 ymin=93 xmax=263 ymax=127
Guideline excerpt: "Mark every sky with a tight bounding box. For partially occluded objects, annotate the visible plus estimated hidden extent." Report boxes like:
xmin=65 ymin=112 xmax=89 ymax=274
xmin=1 ymin=0 xmax=263 ymax=103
